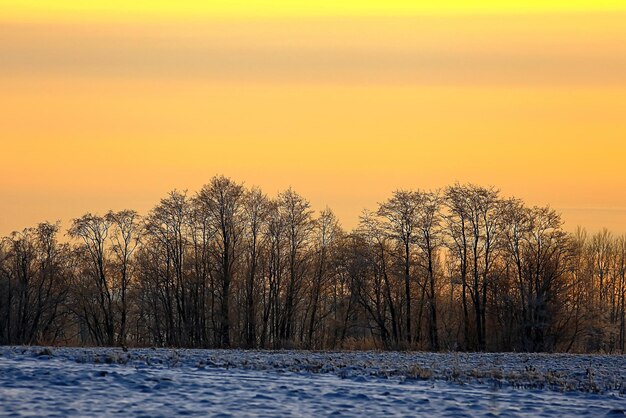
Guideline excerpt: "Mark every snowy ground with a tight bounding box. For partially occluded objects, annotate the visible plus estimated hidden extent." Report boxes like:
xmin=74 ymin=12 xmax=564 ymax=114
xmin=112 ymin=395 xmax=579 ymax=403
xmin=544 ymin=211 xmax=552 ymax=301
xmin=1 ymin=347 xmax=625 ymax=417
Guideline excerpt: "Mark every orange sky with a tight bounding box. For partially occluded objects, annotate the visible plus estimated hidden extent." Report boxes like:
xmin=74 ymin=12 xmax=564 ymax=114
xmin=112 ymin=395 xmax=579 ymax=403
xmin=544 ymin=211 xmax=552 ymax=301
xmin=1 ymin=3 xmax=625 ymax=235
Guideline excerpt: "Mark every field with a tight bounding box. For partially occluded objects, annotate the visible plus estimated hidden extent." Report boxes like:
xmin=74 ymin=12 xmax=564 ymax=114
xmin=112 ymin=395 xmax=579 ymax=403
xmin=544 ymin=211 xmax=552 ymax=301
xmin=1 ymin=347 xmax=625 ymax=417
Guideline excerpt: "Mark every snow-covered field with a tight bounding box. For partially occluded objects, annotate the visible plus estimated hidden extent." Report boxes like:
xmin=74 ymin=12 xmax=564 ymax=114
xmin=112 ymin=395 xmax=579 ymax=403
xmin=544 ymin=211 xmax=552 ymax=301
xmin=1 ymin=347 xmax=625 ymax=417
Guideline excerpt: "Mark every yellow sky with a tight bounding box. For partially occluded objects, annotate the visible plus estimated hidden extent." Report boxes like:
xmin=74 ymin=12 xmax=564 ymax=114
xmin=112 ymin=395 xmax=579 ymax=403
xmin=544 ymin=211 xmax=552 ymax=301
xmin=1 ymin=2 xmax=626 ymax=235
xmin=2 ymin=1 xmax=626 ymax=20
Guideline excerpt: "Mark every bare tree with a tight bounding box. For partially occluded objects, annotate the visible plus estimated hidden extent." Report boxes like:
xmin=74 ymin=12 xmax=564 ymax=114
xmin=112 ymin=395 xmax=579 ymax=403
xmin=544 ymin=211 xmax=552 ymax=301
xmin=69 ymin=214 xmax=115 ymax=345
xmin=242 ymin=187 xmax=269 ymax=348
xmin=196 ymin=176 xmax=245 ymax=348
xmin=0 ymin=223 xmax=69 ymax=345
xmin=3 ymin=176 xmax=625 ymax=353
xmin=445 ymin=184 xmax=500 ymax=350
xmin=307 ymin=207 xmax=342 ymax=348
xmin=260 ymin=199 xmax=285 ymax=348
xmin=142 ymin=190 xmax=190 ymax=346
xmin=444 ymin=185 xmax=472 ymax=349
xmin=276 ymin=188 xmax=314 ymax=345
xmin=415 ymin=191 xmax=443 ymax=351
xmin=106 ymin=210 xmax=141 ymax=346
xmin=352 ymin=210 xmax=400 ymax=348
xmin=378 ymin=190 xmax=420 ymax=345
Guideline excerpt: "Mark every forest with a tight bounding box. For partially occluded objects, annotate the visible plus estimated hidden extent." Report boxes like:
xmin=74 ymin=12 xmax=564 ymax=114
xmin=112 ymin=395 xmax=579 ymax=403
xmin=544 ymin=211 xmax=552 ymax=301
xmin=1 ymin=176 xmax=624 ymax=353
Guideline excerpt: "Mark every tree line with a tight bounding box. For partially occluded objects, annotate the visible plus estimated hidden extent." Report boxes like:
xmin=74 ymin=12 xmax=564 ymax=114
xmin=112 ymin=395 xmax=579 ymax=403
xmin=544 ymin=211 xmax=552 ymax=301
xmin=1 ymin=176 xmax=624 ymax=353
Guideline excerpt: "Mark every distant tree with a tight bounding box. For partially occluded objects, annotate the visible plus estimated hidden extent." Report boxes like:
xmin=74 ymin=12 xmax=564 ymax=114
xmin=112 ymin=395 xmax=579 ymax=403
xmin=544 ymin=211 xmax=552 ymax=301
xmin=444 ymin=185 xmax=472 ymax=349
xmin=196 ymin=176 xmax=245 ymax=348
xmin=0 ymin=222 xmax=68 ymax=345
xmin=414 ymin=191 xmax=443 ymax=351
xmin=307 ymin=207 xmax=342 ymax=348
xmin=276 ymin=188 xmax=314 ymax=345
xmin=242 ymin=187 xmax=269 ymax=348
xmin=68 ymin=214 xmax=115 ymax=345
xmin=2 ymin=175 xmax=624 ymax=353
xmin=352 ymin=210 xmax=400 ymax=348
xmin=444 ymin=184 xmax=499 ymax=351
xmin=377 ymin=190 xmax=420 ymax=345
xmin=105 ymin=210 xmax=141 ymax=346
xmin=142 ymin=190 xmax=190 ymax=346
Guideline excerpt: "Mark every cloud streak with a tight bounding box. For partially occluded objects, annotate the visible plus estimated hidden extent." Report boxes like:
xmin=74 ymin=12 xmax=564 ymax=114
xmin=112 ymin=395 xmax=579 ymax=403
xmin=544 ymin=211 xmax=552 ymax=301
xmin=2 ymin=15 xmax=626 ymax=85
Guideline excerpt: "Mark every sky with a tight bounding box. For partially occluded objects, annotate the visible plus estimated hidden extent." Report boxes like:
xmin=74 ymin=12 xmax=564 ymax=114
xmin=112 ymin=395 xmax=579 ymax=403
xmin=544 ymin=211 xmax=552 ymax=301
xmin=1 ymin=1 xmax=626 ymax=235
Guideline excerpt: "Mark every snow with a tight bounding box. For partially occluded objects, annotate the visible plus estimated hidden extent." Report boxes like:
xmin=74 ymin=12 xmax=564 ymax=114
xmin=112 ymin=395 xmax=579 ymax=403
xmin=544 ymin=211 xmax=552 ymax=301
xmin=1 ymin=347 xmax=625 ymax=417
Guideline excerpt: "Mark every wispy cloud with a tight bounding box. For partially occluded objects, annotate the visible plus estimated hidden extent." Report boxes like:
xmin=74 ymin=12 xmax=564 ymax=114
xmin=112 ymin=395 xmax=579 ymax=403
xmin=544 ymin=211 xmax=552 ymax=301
xmin=2 ymin=14 xmax=626 ymax=85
